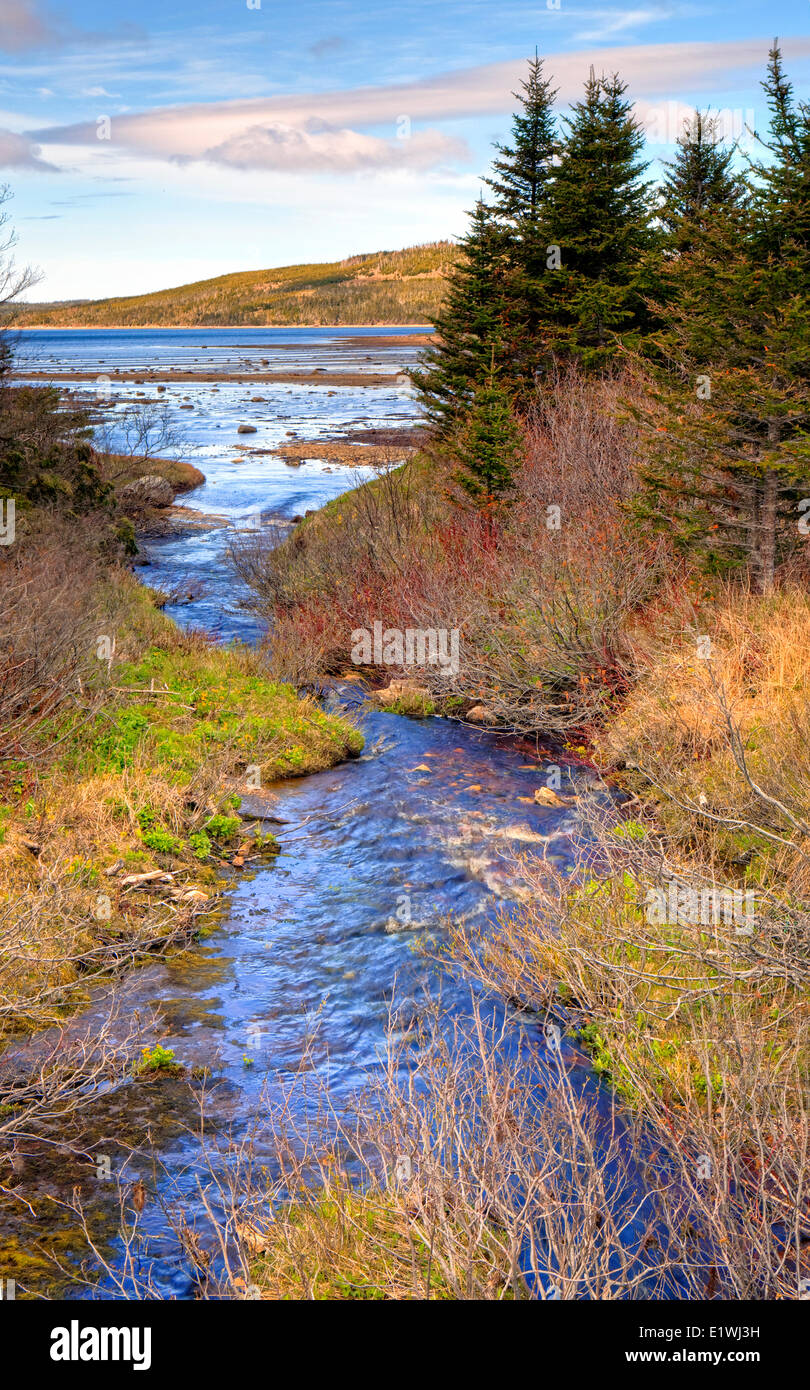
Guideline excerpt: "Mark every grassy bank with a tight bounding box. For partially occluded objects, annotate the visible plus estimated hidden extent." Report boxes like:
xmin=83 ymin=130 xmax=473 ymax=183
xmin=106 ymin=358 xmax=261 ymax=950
xmin=110 ymin=453 xmax=206 ymax=494
xmin=0 ymin=379 xmax=362 ymax=1045
xmin=0 ymin=569 xmax=363 ymax=1040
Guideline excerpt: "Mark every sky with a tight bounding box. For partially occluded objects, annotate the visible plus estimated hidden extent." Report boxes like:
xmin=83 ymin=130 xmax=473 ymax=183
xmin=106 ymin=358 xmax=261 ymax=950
xmin=0 ymin=0 xmax=808 ymax=301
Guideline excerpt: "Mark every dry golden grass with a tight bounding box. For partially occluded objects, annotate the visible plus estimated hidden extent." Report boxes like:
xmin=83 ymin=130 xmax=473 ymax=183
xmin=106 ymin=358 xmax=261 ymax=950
xmin=601 ymin=586 xmax=810 ymax=889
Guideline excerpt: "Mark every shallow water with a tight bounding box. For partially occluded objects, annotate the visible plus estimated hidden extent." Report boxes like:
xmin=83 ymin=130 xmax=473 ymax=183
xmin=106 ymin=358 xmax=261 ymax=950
xmin=16 ymin=326 xmax=423 ymax=639
xmin=12 ymin=325 xmax=428 ymax=375
xmin=4 ymin=329 xmax=635 ymax=1299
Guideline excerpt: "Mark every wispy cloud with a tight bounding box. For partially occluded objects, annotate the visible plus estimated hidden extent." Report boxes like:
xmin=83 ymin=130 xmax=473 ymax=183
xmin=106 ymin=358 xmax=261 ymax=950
xmin=575 ymin=8 xmax=674 ymax=44
xmin=20 ymin=32 xmax=808 ymax=183
xmin=308 ymin=36 xmax=347 ymax=61
xmin=0 ymin=0 xmax=145 ymax=56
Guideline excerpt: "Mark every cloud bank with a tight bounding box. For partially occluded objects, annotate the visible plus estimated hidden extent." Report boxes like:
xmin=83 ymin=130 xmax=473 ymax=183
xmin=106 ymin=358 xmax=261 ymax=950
xmin=23 ymin=35 xmax=810 ymax=174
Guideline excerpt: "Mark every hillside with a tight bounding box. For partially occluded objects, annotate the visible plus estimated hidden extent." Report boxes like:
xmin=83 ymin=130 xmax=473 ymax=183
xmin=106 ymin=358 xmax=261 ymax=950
xmin=16 ymin=242 xmax=454 ymax=327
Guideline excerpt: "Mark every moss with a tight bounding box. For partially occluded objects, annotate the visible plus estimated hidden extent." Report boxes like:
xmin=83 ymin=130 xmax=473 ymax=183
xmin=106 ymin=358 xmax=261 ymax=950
xmin=387 ymin=694 xmax=436 ymax=718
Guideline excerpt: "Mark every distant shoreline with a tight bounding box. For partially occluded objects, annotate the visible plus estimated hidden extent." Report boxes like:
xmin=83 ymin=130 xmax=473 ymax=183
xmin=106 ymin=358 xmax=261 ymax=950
xmin=12 ymin=322 xmax=435 ymax=332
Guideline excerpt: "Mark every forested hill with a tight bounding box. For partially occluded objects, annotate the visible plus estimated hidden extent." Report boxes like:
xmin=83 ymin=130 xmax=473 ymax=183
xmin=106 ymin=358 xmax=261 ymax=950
xmin=15 ymin=242 xmax=454 ymax=327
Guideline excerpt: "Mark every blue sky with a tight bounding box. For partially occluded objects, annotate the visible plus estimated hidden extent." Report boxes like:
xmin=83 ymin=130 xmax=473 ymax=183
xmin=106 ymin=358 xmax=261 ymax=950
xmin=1 ymin=0 xmax=808 ymax=300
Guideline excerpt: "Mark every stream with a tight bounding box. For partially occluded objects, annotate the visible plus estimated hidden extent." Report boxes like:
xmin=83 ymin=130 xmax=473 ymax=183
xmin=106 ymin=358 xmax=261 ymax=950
xmin=5 ymin=329 xmax=644 ymax=1299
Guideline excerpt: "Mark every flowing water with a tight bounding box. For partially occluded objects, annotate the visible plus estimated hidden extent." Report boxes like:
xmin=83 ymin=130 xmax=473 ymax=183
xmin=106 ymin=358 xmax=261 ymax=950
xmin=5 ymin=329 xmax=642 ymax=1298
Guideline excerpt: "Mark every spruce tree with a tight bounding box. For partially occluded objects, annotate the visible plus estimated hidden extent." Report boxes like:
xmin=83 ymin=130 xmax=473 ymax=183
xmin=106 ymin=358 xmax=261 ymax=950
xmin=634 ymin=46 xmax=810 ymax=592
xmin=751 ymin=42 xmax=810 ymax=266
xmin=410 ymin=199 xmax=512 ymax=434
xmin=452 ymin=367 xmax=522 ymax=506
xmin=484 ymin=52 xmax=558 ymax=227
xmin=660 ymin=111 xmax=745 ymax=251
xmin=538 ymin=71 xmax=660 ymax=369
xmin=482 ymin=53 xmax=561 ymax=400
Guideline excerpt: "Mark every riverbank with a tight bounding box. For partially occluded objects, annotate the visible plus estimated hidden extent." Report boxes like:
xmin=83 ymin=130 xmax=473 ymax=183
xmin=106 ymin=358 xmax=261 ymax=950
xmin=11 ymin=327 xmax=436 ymax=336
xmin=224 ymin=369 xmax=810 ymax=1298
xmin=0 ymin=567 xmax=363 ymax=1041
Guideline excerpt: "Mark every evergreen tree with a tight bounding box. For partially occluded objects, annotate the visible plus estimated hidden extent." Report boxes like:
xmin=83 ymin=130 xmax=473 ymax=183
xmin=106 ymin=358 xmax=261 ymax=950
xmin=537 ymin=71 xmax=660 ymax=369
xmin=484 ymin=52 xmax=558 ymax=227
xmin=452 ymin=368 xmax=522 ymax=506
xmin=750 ymin=41 xmax=810 ymax=266
xmin=634 ymin=46 xmax=810 ymax=593
xmin=482 ymin=53 xmax=561 ymax=400
xmin=660 ymin=110 xmax=745 ymax=251
xmin=411 ymin=199 xmax=512 ymax=434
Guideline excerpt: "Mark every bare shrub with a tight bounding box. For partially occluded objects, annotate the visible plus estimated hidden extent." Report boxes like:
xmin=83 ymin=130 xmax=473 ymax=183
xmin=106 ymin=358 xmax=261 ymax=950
xmin=93 ymin=399 xmax=187 ymax=486
xmin=0 ymin=513 xmax=104 ymax=763
xmin=58 ymin=1002 xmax=690 ymax=1301
xmin=231 ymin=369 xmax=674 ymax=731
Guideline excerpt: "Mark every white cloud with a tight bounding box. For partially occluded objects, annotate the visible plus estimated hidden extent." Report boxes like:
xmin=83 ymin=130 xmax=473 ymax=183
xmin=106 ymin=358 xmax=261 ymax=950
xmin=0 ymin=126 xmax=55 ymax=169
xmin=28 ymin=34 xmax=810 ymax=172
xmin=576 ymin=9 xmax=672 ymax=44
xmin=201 ymin=120 xmax=469 ymax=173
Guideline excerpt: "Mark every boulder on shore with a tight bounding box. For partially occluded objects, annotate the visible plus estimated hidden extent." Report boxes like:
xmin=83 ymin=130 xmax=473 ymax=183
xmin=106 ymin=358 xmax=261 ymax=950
xmin=119 ymin=475 xmax=175 ymax=509
xmin=466 ymin=704 xmax=497 ymax=725
xmin=377 ymin=679 xmax=432 ymax=710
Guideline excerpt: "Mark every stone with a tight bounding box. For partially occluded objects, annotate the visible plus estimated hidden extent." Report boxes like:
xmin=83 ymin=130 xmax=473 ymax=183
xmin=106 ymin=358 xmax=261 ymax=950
xmin=118 ymin=474 xmax=175 ymax=509
xmin=237 ymin=424 xmax=257 ymax=434
xmin=466 ymin=704 xmax=496 ymax=724
xmin=534 ymin=787 xmax=566 ymax=807
xmin=377 ymin=679 xmax=431 ymax=706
